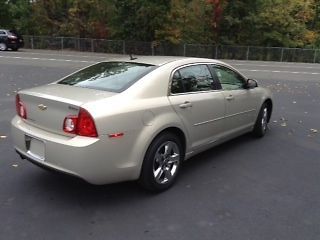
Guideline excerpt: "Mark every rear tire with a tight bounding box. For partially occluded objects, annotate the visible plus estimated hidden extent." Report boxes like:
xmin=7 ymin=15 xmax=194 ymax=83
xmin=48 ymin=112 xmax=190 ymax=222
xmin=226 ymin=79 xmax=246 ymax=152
xmin=0 ymin=43 xmax=7 ymax=51
xmin=252 ymin=103 xmax=269 ymax=138
xmin=139 ymin=132 xmax=183 ymax=192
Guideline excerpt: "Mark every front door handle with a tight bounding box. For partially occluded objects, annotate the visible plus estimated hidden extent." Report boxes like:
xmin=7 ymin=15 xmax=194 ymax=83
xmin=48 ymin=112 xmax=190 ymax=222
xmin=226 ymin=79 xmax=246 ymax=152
xmin=179 ymin=101 xmax=193 ymax=109
xmin=225 ymin=95 xmax=234 ymax=101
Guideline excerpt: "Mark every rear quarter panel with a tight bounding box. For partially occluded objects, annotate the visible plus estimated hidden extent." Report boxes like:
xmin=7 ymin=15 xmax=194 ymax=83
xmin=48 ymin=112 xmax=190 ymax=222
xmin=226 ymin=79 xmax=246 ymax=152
xmin=83 ymin=94 xmax=187 ymax=179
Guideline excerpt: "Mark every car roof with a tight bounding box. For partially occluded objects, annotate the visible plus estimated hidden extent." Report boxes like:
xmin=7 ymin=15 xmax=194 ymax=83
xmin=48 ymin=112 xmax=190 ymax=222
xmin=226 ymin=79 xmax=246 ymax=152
xmin=106 ymin=55 xmax=226 ymax=66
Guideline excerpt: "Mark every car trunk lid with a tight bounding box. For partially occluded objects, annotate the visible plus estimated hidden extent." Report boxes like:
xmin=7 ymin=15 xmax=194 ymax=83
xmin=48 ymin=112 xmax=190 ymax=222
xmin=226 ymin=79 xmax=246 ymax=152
xmin=18 ymin=84 xmax=116 ymax=135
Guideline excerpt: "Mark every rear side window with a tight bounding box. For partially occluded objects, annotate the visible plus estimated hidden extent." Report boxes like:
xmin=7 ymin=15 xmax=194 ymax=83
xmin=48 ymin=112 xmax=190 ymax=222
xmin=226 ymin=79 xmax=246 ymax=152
xmin=58 ymin=62 xmax=156 ymax=92
xmin=171 ymin=65 xmax=215 ymax=94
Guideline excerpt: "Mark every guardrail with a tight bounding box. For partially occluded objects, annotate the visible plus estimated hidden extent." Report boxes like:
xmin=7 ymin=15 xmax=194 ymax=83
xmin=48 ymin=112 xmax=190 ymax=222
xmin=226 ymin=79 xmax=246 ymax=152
xmin=22 ymin=35 xmax=320 ymax=63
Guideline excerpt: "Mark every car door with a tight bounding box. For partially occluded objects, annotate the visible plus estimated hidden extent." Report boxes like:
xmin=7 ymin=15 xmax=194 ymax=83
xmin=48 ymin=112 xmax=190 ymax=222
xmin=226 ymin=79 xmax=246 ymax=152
xmin=209 ymin=64 xmax=259 ymax=135
xmin=168 ymin=64 xmax=226 ymax=151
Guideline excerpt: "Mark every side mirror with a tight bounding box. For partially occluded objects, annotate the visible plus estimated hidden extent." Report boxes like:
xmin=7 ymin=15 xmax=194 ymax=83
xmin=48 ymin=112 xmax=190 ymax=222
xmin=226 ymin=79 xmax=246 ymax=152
xmin=245 ymin=79 xmax=258 ymax=89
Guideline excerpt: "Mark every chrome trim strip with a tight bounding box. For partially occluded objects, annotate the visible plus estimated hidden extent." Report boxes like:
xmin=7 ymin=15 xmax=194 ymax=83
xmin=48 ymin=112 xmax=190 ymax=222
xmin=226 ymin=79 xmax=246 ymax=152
xmin=194 ymin=116 xmax=225 ymax=126
xmin=194 ymin=109 xmax=256 ymax=126
xmin=170 ymin=89 xmax=221 ymax=96
xmin=225 ymin=109 xmax=256 ymax=119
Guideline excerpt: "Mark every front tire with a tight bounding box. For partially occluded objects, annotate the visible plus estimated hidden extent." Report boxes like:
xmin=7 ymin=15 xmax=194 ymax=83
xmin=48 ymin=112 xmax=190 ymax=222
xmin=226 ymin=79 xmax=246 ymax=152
xmin=139 ymin=132 xmax=183 ymax=192
xmin=0 ymin=43 xmax=7 ymax=51
xmin=252 ymin=103 xmax=269 ymax=138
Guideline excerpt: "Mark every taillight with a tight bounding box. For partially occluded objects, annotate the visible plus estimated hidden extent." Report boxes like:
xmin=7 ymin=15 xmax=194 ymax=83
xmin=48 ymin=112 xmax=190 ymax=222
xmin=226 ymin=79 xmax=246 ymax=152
xmin=15 ymin=94 xmax=27 ymax=119
xmin=63 ymin=108 xmax=98 ymax=137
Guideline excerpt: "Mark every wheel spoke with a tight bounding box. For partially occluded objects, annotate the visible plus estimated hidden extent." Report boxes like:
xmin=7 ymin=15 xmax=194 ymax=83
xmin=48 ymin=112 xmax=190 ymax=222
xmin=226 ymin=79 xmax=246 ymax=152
xmin=262 ymin=108 xmax=268 ymax=130
xmin=167 ymin=153 xmax=179 ymax=164
xmin=164 ymin=142 xmax=173 ymax=157
xmin=164 ymin=168 xmax=173 ymax=182
xmin=154 ymin=167 xmax=164 ymax=181
xmin=263 ymin=109 xmax=268 ymax=120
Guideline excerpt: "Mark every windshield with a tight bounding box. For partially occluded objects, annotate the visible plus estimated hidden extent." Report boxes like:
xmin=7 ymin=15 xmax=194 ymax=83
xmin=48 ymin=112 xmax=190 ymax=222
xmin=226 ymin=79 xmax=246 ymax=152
xmin=58 ymin=62 xmax=156 ymax=92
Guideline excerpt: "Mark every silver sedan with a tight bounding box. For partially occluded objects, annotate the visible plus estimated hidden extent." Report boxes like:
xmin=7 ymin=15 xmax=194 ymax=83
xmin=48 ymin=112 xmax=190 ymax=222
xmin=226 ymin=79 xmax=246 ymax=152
xmin=11 ymin=57 xmax=273 ymax=191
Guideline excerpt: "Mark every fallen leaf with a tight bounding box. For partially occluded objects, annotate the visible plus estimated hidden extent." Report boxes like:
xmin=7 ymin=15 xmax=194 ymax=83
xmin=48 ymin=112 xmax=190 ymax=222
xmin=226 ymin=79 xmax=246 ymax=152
xmin=281 ymin=123 xmax=287 ymax=127
xmin=310 ymin=129 xmax=318 ymax=133
xmin=273 ymin=120 xmax=278 ymax=123
xmin=0 ymin=135 xmax=7 ymax=139
xmin=12 ymin=164 xmax=18 ymax=168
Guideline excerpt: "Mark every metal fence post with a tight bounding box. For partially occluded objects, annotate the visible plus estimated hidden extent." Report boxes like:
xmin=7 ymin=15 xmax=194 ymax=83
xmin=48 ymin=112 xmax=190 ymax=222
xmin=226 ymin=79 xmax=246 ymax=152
xmin=246 ymin=46 xmax=250 ymax=60
xmin=280 ymin=48 xmax=284 ymax=62
xmin=31 ymin=36 xmax=34 ymax=49
xmin=183 ymin=43 xmax=186 ymax=56
xmin=61 ymin=37 xmax=64 ymax=50
xmin=313 ymin=49 xmax=317 ymax=63
xmin=91 ymin=39 xmax=94 ymax=52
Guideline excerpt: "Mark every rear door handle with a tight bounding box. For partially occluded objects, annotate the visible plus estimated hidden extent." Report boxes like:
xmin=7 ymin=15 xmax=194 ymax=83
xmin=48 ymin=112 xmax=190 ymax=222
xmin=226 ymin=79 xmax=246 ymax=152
xmin=179 ymin=101 xmax=193 ymax=109
xmin=225 ymin=95 xmax=234 ymax=101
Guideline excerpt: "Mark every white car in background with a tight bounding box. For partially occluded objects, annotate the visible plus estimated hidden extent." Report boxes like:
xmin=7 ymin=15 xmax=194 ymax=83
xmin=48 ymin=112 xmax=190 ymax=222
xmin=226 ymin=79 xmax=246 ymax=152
xmin=11 ymin=56 xmax=273 ymax=192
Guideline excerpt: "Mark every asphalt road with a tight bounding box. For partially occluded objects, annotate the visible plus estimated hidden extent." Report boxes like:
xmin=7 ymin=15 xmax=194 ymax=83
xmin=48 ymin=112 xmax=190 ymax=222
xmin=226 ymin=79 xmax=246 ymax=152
xmin=0 ymin=49 xmax=319 ymax=240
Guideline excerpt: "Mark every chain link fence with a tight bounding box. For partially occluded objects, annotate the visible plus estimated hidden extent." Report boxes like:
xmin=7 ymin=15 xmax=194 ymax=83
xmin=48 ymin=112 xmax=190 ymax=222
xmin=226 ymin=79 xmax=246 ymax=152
xmin=23 ymin=35 xmax=320 ymax=63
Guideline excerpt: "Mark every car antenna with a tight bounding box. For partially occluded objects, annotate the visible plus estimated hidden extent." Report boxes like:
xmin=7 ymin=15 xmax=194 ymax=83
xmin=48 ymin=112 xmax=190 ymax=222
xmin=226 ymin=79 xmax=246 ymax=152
xmin=129 ymin=53 xmax=137 ymax=60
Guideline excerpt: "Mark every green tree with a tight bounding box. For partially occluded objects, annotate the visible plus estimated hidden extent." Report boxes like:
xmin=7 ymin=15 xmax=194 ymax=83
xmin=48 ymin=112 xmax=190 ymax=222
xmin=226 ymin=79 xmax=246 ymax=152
xmin=30 ymin=0 xmax=74 ymax=36
xmin=112 ymin=0 xmax=170 ymax=41
xmin=0 ymin=0 xmax=11 ymax=28
xmin=156 ymin=0 xmax=215 ymax=44
xmin=255 ymin=0 xmax=316 ymax=47
xmin=219 ymin=0 xmax=261 ymax=45
xmin=7 ymin=0 xmax=32 ymax=34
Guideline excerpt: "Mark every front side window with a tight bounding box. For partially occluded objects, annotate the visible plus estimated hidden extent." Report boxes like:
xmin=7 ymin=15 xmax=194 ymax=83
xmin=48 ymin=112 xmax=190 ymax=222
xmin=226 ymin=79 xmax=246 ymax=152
xmin=212 ymin=65 xmax=246 ymax=90
xmin=58 ymin=62 xmax=156 ymax=92
xmin=171 ymin=65 xmax=215 ymax=94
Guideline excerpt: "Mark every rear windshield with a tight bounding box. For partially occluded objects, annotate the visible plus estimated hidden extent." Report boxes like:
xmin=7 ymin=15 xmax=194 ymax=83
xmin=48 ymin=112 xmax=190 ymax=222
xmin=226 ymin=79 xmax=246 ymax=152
xmin=58 ymin=62 xmax=156 ymax=92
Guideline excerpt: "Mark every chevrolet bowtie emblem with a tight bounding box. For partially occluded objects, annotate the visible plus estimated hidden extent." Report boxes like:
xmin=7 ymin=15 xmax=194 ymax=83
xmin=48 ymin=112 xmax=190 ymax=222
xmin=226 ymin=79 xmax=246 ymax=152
xmin=38 ymin=104 xmax=47 ymax=111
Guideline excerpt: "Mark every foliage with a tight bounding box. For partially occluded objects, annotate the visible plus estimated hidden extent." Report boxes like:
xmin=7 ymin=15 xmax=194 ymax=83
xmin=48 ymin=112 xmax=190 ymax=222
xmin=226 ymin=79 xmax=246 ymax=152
xmin=1 ymin=0 xmax=320 ymax=48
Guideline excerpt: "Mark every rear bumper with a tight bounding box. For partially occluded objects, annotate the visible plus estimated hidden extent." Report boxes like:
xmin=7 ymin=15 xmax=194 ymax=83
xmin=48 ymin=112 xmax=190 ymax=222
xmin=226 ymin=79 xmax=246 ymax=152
xmin=15 ymin=148 xmax=80 ymax=179
xmin=11 ymin=116 xmax=141 ymax=184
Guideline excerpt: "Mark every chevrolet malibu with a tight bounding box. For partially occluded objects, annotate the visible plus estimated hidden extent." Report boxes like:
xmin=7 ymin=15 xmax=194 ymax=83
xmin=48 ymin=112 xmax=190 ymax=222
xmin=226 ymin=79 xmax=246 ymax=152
xmin=11 ymin=57 xmax=273 ymax=191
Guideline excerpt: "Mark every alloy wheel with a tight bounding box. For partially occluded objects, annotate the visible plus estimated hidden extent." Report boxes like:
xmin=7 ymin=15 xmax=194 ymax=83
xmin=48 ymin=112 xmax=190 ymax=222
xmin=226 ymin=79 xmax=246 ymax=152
xmin=153 ymin=141 xmax=180 ymax=185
